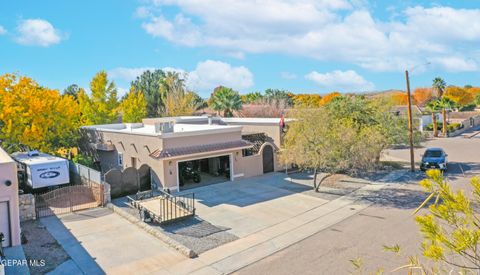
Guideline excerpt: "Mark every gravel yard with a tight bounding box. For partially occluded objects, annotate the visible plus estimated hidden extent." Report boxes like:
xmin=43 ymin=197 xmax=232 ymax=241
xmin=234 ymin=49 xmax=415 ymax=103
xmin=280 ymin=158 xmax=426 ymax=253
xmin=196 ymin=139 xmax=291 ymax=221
xmin=112 ymin=197 xmax=238 ymax=255
xmin=21 ymin=220 xmax=70 ymax=275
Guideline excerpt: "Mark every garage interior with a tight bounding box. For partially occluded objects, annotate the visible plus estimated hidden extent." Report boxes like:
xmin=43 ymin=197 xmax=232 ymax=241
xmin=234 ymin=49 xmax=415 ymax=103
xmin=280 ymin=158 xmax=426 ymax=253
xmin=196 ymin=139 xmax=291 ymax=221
xmin=178 ymin=155 xmax=231 ymax=190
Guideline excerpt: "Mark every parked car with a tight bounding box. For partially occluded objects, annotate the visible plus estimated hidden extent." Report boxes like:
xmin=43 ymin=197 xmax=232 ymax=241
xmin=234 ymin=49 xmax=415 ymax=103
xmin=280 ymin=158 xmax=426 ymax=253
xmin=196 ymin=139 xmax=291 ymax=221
xmin=420 ymin=148 xmax=448 ymax=172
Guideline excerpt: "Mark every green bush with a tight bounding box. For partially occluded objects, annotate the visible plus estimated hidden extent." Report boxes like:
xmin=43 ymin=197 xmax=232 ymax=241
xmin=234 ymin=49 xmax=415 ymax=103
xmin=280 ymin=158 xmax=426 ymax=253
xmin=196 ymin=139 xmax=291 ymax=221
xmin=426 ymin=122 xmax=462 ymax=133
xmin=459 ymin=103 xmax=476 ymax=111
xmin=72 ymin=153 xmax=95 ymax=168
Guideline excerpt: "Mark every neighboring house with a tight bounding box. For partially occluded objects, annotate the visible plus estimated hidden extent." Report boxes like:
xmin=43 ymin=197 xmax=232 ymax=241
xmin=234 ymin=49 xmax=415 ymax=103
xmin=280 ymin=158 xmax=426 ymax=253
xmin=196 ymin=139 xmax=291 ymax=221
xmin=81 ymin=116 xmax=289 ymax=192
xmin=0 ymin=147 xmax=21 ymax=248
xmin=391 ymin=105 xmax=431 ymax=132
xmin=418 ymin=111 xmax=480 ymax=133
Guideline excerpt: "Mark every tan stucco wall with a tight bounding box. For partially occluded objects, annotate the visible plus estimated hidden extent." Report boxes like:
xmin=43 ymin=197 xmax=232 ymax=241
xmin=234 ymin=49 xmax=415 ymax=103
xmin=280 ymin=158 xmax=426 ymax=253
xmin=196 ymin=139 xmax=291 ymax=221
xmin=236 ymin=153 xmax=263 ymax=178
xmin=0 ymin=147 xmax=21 ymax=247
xmin=162 ymin=131 xmax=241 ymax=148
xmin=92 ymin=131 xmax=166 ymax=188
xmin=234 ymin=124 xmax=282 ymax=147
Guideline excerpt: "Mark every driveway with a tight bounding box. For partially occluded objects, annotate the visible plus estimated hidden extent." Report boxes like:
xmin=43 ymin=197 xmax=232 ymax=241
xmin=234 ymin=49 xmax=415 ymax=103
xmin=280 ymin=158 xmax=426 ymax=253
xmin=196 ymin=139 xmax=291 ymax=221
xmin=41 ymin=208 xmax=185 ymax=274
xmin=183 ymin=172 xmax=331 ymax=238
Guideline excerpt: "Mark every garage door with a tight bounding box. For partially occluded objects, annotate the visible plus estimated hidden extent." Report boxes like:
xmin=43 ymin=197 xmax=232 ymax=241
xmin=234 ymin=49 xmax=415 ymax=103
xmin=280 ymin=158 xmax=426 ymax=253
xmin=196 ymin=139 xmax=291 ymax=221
xmin=0 ymin=201 xmax=10 ymax=247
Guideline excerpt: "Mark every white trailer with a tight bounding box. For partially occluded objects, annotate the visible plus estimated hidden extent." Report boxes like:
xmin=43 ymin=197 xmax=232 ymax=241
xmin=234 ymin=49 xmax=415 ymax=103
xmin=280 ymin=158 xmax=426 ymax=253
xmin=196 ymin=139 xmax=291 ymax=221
xmin=12 ymin=151 xmax=70 ymax=189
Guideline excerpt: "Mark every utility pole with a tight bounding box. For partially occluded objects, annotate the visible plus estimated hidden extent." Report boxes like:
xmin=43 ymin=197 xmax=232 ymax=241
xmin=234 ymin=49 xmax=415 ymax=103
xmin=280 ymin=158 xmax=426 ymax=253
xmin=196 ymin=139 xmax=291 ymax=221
xmin=405 ymin=70 xmax=415 ymax=172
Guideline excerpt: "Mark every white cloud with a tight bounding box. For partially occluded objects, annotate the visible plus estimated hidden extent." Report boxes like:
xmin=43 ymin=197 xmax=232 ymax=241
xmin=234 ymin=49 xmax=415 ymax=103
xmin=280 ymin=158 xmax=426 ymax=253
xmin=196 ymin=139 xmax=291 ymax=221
xmin=134 ymin=6 xmax=152 ymax=18
xmin=186 ymin=60 xmax=253 ymax=91
xmin=108 ymin=67 xmax=156 ymax=82
xmin=0 ymin=25 xmax=6 ymax=35
xmin=138 ymin=1 xmax=480 ymax=72
xmin=109 ymin=60 xmax=254 ymax=94
xmin=15 ymin=19 xmax=63 ymax=47
xmin=305 ymin=70 xmax=374 ymax=91
xmin=430 ymin=56 xmax=478 ymax=72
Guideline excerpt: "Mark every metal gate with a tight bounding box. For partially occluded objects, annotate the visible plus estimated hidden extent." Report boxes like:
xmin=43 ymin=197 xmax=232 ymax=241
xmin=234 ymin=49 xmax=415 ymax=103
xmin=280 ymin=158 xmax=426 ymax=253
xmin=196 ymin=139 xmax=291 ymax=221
xmin=35 ymin=183 xmax=104 ymax=218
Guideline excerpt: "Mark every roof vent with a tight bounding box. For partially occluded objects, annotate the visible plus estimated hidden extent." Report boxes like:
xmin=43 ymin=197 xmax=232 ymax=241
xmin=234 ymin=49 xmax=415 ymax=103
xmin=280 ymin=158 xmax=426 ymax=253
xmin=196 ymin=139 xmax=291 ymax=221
xmin=28 ymin=150 xmax=40 ymax=157
xmin=154 ymin=121 xmax=174 ymax=133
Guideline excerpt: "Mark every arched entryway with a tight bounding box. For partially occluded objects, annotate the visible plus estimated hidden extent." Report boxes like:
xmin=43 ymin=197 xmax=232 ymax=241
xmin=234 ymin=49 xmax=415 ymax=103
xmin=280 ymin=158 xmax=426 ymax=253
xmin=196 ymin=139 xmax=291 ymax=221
xmin=262 ymin=144 xmax=274 ymax=173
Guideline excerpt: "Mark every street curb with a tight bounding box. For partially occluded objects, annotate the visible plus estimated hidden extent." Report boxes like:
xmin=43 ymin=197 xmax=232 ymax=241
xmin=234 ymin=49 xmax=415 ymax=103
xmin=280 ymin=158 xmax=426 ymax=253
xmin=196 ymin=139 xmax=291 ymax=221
xmin=106 ymin=203 xmax=197 ymax=258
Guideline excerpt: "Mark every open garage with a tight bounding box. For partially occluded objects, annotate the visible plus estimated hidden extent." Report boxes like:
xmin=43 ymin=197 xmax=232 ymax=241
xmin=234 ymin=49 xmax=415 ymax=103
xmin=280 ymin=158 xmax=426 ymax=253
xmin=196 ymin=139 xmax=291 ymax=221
xmin=178 ymin=155 xmax=232 ymax=190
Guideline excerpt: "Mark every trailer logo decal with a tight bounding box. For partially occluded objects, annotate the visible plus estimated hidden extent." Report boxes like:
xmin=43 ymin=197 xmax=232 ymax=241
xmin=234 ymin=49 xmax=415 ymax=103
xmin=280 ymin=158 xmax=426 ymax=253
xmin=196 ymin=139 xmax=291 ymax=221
xmin=39 ymin=171 xmax=60 ymax=179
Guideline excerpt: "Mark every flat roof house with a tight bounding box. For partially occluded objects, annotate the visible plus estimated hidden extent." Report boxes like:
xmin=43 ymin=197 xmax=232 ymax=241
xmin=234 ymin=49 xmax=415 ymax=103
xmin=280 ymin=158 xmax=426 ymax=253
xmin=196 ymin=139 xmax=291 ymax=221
xmin=81 ymin=116 xmax=288 ymax=192
xmin=0 ymin=146 xmax=21 ymax=248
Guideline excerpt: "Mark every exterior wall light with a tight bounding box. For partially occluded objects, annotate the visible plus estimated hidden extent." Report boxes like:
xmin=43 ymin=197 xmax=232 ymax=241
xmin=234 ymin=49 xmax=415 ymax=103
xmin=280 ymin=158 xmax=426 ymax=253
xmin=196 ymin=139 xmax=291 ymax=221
xmin=4 ymin=180 xmax=12 ymax=186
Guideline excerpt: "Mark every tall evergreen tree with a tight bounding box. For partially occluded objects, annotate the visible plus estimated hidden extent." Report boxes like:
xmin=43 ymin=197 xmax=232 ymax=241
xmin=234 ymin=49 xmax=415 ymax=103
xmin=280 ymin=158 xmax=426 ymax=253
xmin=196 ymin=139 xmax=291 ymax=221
xmin=131 ymin=69 xmax=166 ymax=117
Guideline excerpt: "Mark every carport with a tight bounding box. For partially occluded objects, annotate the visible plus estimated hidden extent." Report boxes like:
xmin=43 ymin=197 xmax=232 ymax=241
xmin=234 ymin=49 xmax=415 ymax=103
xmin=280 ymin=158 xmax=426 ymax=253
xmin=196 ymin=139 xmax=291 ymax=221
xmin=177 ymin=154 xmax=232 ymax=190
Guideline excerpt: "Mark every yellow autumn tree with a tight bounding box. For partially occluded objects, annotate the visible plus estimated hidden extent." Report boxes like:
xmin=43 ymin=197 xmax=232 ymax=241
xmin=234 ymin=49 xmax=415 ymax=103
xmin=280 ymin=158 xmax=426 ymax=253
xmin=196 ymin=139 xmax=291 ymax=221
xmin=444 ymin=86 xmax=474 ymax=106
xmin=78 ymin=71 xmax=119 ymax=125
xmin=412 ymin=87 xmax=433 ymax=106
xmin=292 ymin=94 xmax=322 ymax=108
xmin=0 ymin=74 xmax=80 ymax=153
xmin=120 ymin=88 xmax=147 ymax=123
xmin=320 ymin=92 xmax=341 ymax=105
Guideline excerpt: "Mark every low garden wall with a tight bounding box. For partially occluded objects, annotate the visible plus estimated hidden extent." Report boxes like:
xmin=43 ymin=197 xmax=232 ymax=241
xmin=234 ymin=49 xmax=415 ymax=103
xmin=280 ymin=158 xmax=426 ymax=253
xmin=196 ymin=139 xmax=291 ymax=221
xmin=19 ymin=194 xmax=36 ymax=221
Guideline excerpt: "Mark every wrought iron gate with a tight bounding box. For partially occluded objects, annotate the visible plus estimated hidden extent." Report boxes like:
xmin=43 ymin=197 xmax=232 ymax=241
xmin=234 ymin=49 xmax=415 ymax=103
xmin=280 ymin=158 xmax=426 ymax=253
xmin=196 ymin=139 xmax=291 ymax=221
xmin=35 ymin=183 xmax=104 ymax=218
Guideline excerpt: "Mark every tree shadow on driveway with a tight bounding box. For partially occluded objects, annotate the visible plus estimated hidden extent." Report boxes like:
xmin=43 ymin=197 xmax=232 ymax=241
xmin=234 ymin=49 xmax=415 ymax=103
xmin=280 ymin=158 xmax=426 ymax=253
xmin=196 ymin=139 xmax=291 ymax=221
xmin=358 ymin=187 xmax=431 ymax=210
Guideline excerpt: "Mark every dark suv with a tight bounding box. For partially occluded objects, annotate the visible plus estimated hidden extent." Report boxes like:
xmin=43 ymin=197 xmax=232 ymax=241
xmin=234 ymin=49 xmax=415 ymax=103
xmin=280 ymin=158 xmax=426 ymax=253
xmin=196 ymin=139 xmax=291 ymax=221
xmin=420 ymin=148 xmax=448 ymax=172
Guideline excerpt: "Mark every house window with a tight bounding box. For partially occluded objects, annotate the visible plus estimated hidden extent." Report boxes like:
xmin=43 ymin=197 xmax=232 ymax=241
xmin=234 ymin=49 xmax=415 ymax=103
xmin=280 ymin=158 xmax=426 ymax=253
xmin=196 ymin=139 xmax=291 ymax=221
xmin=242 ymin=148 xmax=254 ymax=157
xmin=118 ymin=152 xmax=123 ymax=167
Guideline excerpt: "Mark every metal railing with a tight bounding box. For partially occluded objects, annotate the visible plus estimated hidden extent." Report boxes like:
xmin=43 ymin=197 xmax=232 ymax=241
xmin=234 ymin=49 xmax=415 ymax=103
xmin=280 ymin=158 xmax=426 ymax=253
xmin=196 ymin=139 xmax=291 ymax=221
xmin=159 ymin=189 xmax=195 ymax=222
xmin=127 ymin=190 xmax=195 ymax=224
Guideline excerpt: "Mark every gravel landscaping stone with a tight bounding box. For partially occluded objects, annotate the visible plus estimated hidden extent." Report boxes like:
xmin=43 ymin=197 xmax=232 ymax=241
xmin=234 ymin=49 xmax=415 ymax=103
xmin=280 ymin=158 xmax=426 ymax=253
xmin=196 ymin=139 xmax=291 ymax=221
xmin=21 ymin=220 xmax=70 ymax=275
xmin=111 ymin=196 xmax=239 ymax=255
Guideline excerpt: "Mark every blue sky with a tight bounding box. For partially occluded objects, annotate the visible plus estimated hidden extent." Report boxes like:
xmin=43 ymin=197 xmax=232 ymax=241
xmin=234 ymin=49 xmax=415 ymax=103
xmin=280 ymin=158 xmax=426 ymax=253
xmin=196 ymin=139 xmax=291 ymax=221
xmin=1 ymin=0 xmax=479 ymax=98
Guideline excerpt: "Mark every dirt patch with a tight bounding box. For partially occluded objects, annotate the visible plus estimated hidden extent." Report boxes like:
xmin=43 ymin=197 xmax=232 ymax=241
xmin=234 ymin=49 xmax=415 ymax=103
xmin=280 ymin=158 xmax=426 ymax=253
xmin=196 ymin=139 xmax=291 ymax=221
xmin=320 ymin=174 xmax=369 ymax=190
xmin=21 ymin=220 xmax=70 ymax=275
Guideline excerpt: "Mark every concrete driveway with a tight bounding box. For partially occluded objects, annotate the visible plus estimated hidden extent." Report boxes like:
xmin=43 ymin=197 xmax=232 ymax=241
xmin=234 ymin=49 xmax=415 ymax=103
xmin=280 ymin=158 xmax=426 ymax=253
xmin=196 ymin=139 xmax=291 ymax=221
xmin=41 ymin=208 xmax=185 ymax=275
xmin=180 ymin=172 xmax=330 ymax=238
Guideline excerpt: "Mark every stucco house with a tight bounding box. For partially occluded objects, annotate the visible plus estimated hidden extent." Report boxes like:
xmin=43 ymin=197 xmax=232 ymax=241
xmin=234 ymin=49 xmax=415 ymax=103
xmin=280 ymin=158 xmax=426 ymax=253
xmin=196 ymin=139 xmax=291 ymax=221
xmin=81 ymin=116 xmax=289 ymax=192
xmin=0 ymin=146 xmax=21 ymax=248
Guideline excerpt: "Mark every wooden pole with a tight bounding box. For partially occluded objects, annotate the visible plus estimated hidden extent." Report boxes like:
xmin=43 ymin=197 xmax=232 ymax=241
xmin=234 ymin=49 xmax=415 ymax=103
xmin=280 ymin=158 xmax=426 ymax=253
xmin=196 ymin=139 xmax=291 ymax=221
xmin=405 ymin=70 xmax=415 ymax=172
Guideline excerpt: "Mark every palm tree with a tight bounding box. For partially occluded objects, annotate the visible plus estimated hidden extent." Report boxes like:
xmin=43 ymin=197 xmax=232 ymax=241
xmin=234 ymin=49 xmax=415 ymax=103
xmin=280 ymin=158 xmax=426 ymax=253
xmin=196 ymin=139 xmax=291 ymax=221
xmin=159 ymin=71 xmax=187 ymax=115
xmin=434 ymin=97 xmax=456 ymax=137
xmin=425 ymin=100 xmax=440 ymax=137
xmin=209 ymin=87 xmax=243 ymax=117
xmin=432 ymin=77 xmax=446 ymax=98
